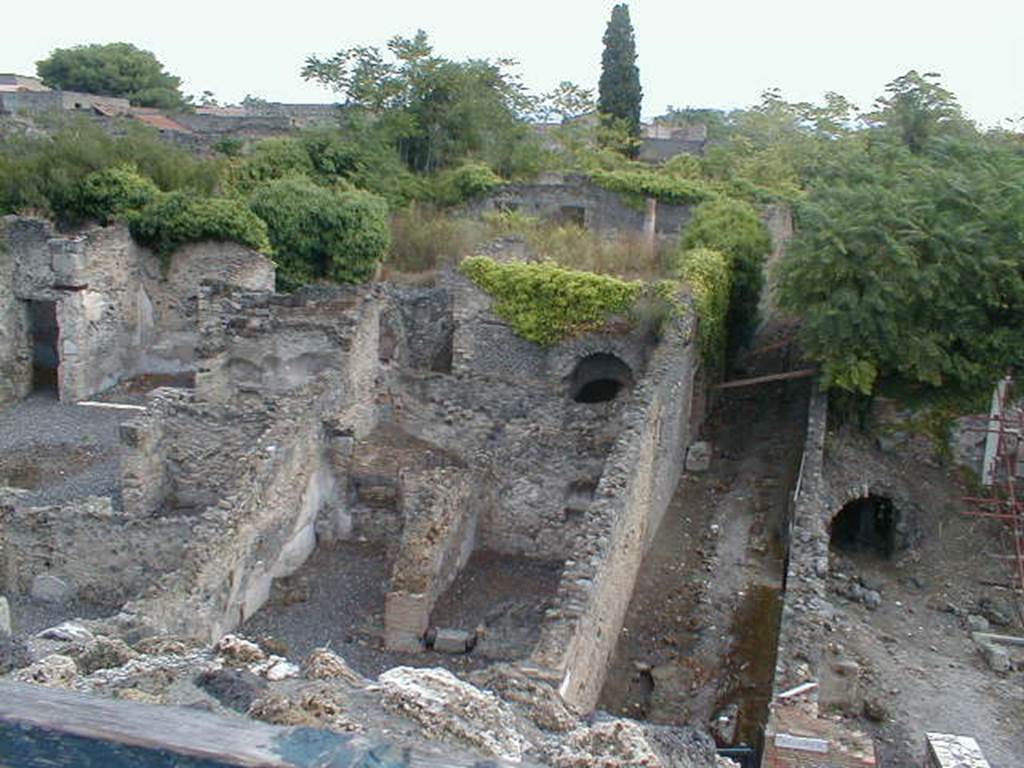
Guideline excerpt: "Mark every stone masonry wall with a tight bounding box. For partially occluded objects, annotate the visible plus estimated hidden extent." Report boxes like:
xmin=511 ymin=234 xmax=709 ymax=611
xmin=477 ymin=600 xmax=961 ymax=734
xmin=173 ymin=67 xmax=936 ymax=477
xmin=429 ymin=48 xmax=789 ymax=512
xmin=120 ymin=384 xmax=345 ymax=640
xmin=467 ymin=174 xmax=693 ymax=237
xmin=527 ymin=310 xmax=701 ymax=712
xmin=0 ymin=219 xmax=30 ymax=406
xmin=1 ymin=217 xmax=273 ymax=402
xmin=385 ymin=467 xmax=484 ymax=652
xmin=0 ymin=493 xmax=190 ymax=605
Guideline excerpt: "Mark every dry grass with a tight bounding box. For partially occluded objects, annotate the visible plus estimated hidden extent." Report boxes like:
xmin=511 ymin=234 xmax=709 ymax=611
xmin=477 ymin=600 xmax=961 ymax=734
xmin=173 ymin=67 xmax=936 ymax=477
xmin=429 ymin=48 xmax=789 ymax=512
xmin=387 ymin=206 xmax=674 ymax=282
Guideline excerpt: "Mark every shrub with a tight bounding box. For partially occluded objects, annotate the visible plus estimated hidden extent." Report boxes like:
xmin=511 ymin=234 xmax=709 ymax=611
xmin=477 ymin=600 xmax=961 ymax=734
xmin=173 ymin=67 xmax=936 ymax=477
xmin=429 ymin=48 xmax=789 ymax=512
xmin=0 ymin=116 xmax=222 ymax=221
xmin=249 ymin=176 xmax=390 ymax=287
xmin=74 ymin=165 xmax=158 ymax=224
xmin=130 ymin=191 xmax=270 ymax=261
xmin=681 ymin=197 xmax=772 ymax=357
xmin=432 ymin=162 xmax=502 ymax=206
xmin=228 ymin=138 xmax=315 ymax=193
xmin=669 ymin=247 xmax=731 ymax=366
xmin=460 ymin=255 xmax=642 ymax=345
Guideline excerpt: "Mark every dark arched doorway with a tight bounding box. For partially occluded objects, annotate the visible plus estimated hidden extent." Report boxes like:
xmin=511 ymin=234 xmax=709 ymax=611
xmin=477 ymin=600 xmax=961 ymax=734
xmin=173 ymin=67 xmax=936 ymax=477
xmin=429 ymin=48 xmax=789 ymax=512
xmin=568 ymin=353 xmax=634 ymax=404
xmin=830 ymin=495 xmax=898 ymax=558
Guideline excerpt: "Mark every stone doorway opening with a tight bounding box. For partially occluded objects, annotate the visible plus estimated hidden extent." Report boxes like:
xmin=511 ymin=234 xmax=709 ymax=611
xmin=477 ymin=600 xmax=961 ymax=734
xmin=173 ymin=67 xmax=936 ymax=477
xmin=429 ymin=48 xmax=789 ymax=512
xmin=830 ymin=495 xmax=898 ymax=558
xmin=28 ymin=300 xmax=59 ymax=395
xmin=569 ymin=353 xmax=634 ymax=404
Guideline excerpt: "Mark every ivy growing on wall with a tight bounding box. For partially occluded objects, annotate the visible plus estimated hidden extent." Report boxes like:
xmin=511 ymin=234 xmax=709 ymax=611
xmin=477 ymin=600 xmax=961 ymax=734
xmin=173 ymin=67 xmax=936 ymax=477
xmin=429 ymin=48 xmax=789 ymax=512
xmin=668 ymin=246 xmax=732 ymax=366
xmin=590 ymin=169 xmax=717 ymax=206
xmin=460 ymin=256 xmax=643 ymax=345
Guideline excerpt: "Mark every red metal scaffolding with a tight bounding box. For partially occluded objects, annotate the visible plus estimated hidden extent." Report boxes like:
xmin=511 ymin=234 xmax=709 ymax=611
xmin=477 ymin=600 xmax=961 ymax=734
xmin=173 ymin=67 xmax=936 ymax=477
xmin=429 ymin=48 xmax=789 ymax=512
xmin=963 ymin=377 xmax=1024 ymax=592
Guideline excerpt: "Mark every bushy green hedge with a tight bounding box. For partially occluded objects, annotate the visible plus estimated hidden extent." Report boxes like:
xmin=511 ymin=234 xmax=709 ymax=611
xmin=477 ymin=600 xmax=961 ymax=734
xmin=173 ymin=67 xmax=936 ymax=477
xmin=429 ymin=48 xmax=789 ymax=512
xmin=432 ymin=162 xmax=502 ymax=206
xmin=249 ymin=176 xmax=390 ymax=287
xmin=74 ymin=165 xmax=159 ymax=224
xmin=669 ymin=247 xmax=731 ymax=365
xmin=129 ymin=191 xmax=271 ymax=261
xmin=590 ymin=169 xmax=717 ymax=205
xmin=681 ymin=197 xmax=771 ymax=357
xmin=460 ymin=255 xmax=642 ymax=344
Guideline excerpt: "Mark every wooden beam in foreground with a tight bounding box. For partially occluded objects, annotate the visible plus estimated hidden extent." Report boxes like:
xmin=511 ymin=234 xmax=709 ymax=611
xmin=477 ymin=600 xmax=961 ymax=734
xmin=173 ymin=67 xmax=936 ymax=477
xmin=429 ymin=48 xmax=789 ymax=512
xmin=715 ymin=369 xmax=817 ymax=391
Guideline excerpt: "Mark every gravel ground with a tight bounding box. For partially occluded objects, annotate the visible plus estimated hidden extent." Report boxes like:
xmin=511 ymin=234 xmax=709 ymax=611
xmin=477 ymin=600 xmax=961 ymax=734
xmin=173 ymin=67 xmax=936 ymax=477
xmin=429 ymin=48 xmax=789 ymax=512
xmin=243 ymin=542 xmax=564 ymax=678
xmin=0 ymin=392 xmax=128 ymax=506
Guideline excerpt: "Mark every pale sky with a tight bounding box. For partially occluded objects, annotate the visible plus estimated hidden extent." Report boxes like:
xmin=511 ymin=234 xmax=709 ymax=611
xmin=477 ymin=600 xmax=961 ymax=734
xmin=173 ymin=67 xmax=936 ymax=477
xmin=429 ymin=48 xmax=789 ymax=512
xmin=5 ymin=0 xmax=1022 ymax=127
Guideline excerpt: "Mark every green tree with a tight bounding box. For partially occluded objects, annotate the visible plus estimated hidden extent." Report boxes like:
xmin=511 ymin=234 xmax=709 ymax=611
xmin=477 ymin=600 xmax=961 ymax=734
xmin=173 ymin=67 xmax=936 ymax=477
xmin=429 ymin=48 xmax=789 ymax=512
xmin=865 ymin=70 xmax=971 ymax=153
xmin=249 ymin=176 xmax=390 ymax=288
xmin=778 ymin=137 xmax=1024 ymax=400
xmin=598 ymin=4 xmax=643 ymax=142
xmin=36 ymin=43 xmax=189 ymax=110
xmin=303 ymin=31 xmax=537 ymax=175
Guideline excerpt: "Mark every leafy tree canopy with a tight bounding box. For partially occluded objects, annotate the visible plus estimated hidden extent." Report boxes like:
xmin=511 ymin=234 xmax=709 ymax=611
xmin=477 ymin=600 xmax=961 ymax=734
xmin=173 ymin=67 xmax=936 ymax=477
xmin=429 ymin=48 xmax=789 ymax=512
xmin=302 ymin=31 xmax=539 ymax=175
xmin=36 ymin=43 xmax=189 ymax=110
xmin=778 ymin=136 xmax=1024 ymax=402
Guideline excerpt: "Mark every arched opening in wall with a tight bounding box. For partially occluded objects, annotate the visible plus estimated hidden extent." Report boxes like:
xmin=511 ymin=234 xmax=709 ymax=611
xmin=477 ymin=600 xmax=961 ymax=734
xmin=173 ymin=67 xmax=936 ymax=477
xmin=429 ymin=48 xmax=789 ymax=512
xmin=569 ymin=353 xmax=634 ymax=404
xmin=830 ymin=495 xmax=898 ymax=559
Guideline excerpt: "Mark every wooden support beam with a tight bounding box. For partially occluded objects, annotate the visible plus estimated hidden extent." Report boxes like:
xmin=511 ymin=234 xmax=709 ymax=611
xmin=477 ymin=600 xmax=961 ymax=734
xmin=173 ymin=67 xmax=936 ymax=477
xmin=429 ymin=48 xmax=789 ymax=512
xmin=715 ymin=369 xmax=817 ymax=391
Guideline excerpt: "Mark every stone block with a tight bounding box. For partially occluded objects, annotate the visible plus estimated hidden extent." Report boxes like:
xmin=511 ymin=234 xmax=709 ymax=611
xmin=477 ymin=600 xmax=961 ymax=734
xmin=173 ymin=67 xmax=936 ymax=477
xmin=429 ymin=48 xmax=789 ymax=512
xmin=434 ymin=628 xmax=472 ymax=654
xmin=976 ymin=639 xmax=1010 ymax=673
xmin=685 ymin=441 xmax=712 ymax=473
xmin=31 ymin=575 xmax=71 ymax=604
xmin=0 ymin=596 xmax=11 ymax=639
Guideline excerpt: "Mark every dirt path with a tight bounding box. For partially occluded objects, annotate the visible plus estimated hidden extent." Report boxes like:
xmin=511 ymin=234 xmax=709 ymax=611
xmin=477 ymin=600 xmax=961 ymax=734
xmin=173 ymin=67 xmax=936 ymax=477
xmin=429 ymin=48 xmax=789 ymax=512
xmin=599 ymin=350 xmax=810 ymax=753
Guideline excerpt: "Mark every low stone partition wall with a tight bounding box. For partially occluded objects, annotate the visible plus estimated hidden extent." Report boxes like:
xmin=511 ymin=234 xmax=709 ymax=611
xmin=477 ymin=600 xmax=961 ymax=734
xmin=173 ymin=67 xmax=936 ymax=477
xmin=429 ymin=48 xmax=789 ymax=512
xmin=120 ymin=384 xmax=344 ymax=641
xmin=526 ymin=313 xmax=700 ymax=712
xmin=772 ymin=387 xmax=831 ymax=698
xmin=0 ymin=494 xmax=190 ymax=605
xmin=385 ymin=466 xmax=483 ymax=652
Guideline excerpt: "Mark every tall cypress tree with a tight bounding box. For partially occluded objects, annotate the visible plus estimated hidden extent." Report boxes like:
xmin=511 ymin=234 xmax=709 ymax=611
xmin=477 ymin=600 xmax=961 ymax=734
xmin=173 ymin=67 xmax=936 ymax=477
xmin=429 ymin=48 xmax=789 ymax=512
xmin=598 ymin=4 xmax=642 ymax=137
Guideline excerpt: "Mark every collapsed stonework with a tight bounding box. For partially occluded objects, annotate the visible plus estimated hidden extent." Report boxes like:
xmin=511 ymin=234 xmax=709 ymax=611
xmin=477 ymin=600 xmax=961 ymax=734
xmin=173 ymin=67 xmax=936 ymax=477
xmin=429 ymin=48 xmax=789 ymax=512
xmin=1 ymin=220 xmax=714 ymax=764
xmin=0 ymin=216 xmax=274 ymax=405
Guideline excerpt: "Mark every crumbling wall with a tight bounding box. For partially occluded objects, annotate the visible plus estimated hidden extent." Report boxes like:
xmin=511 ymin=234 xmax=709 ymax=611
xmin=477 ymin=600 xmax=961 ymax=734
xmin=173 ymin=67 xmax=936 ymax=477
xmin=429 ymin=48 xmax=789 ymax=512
xmin=526 ymin=312 xmax=701 ymax=711
xmin=1 ymin=217 xmax=274 ymax=402
xmin=195 ymin=284 xmax=380 ymax=427
xmin=467 ymin=174 xmax=692 ymax=237
xmin=0 ymin=219 xmax=30 ymax=406
xmin=0 ymin=494 xmax=190 ymax=605
xmin=385 ymin=467 xmax=484 ymax=651
xmin=121 ymin=385 xmax=343 ymax=640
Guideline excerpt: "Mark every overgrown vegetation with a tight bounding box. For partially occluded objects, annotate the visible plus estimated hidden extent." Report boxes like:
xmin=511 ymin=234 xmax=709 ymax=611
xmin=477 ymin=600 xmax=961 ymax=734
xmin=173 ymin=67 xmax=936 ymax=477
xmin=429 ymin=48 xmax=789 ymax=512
xmin=129 ymin=191 xmax=270 ymax=261
xmin=36 ymin=42 xmax=190 ymax=110
xmin=668 ymin=247 xmax=732 ymax=366
xmin=460 ymin=256 xmax=643 ymax=345
xmin=74 ymin=165 xmax=159 ymax=224
xmin=681 ymin=198 xmax=771 ymax=358
xmin=250 ymin=176 xmax=389 ymax=287
xmin=0 ymin=116 xmax=221 ymax=223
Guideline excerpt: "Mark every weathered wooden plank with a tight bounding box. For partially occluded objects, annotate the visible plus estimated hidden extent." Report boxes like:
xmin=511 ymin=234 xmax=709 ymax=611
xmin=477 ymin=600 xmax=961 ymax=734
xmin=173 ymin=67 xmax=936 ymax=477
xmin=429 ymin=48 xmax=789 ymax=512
xmin=0 ymin=681 xmax=523 ymax=767
xmin=715 ymin=369 xmax=817 ymax=391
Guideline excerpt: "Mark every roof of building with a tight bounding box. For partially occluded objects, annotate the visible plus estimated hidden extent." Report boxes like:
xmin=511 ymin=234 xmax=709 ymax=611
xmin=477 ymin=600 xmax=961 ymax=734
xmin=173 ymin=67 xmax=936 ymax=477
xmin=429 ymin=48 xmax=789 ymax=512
xmin=130 ymin=108 xmax=193 ymax=134
xmin=0 ymin=74 xmax=50 ymax=93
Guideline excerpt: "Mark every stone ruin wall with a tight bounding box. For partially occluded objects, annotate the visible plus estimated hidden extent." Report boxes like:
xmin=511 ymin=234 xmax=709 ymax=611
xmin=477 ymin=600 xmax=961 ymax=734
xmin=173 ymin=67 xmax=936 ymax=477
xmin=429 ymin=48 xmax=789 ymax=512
xmin=528 ymin=312 xmax=701 ymax=712
xmin=466 ymin=174 xmax=692 ymax=237
xmin=117 ymin=286 xmax=385 ymax=640
xmin=2 ymin=253 xmax=708 ymax=722
xmin=0 ymin=493 xmax=191 ymax=606
xmin=0 ymin=216 xmax=274 ymax=406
